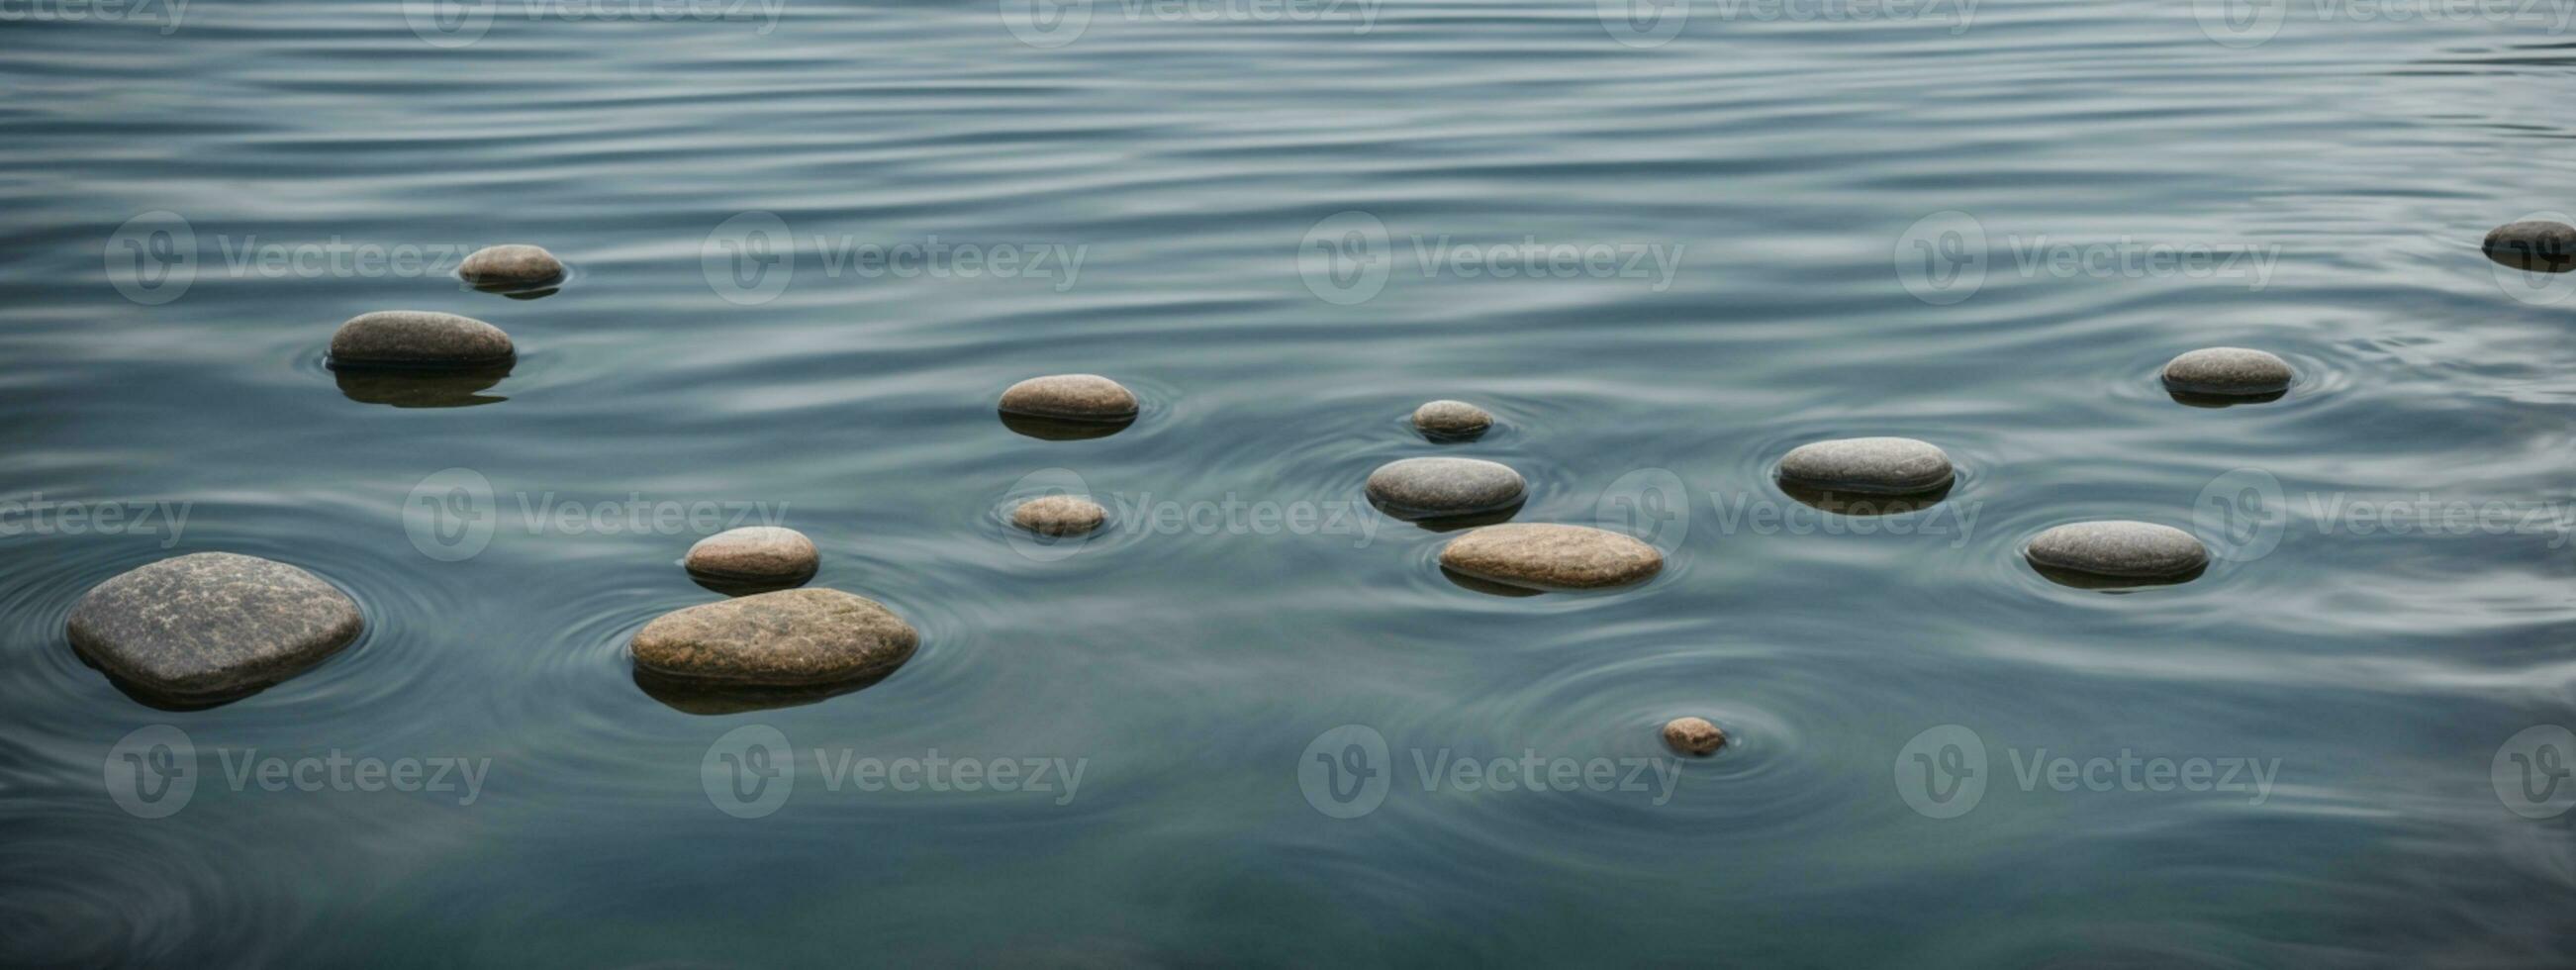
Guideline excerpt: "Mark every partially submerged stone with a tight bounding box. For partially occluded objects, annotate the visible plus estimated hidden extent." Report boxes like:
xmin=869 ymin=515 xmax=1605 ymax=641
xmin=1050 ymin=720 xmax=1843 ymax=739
xmin=2483 ymin=220 xmax=2576 ymax=273
xmin=457 ymin=244 xmax=566 ymax=289
xmin=1365 ymin=457 xmax=1527 ymax=521
xmin=2161 ymin=347 xmax=2293 ymax=397
xmin=1011 ymin=495 xmax=1106 ymax=536
xmin=328 ymin=311 xmax=515 ymax=370
xmin=1411 ymin=400 xmax=1494 ymax=440
xmin=1776 ymin=436 xmax=1954 ymax=495
xmin=1662 ymin=717 xmax=1726 ymax=756
xmin=2025 ymin=521 xmax=2208 ymax=586
xmin=631 ymin=588 xmax=917 ymax=688
xmin=66 ymin=552 xmax=363 ymax=703
xmin=684 ymin=527 xmax=817 ymax=587
xmin=998 ymin=374 xmax=1138 ymax=423
xmin=1437 ymin=523 xmax=1663 ymax=591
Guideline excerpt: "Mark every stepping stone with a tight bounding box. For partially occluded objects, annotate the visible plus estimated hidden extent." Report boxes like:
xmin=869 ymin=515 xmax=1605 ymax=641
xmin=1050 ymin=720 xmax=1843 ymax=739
xmin=1411 ymin=400 xmax=1494 ymax=440
xmin=1366 ymin=457 xmax=1527 ymax=521
xmin=2024 ymin=521 xmax=2208 ymax=586
xmin=329 ymin=311 xmax=514 ymax=370
xmin=998 ymin=374 xmax=1138 ymax=423
xmin=1437 ymin=523 xmax=1663 ymax=591
xmin=1662 ymin=717 xmax=1726 ymax=756
xmin=2484 ymin=220 xmax=2576 ymax=273
xmin=685 ymin=527 xmax=817 ymax=588
xmin=631 ymin=588 xmax=917 ymax=688
xmin=457 ymin=244 xmax=566 ymax=289
xmin=1011 ymin=495 xmax=1106 ymax=536
xmin=67 ymin=552 xmax=363 ymax=704
xmin=2161 ymin=347 xmax=2293 ymax=397
xmin=1775 ymin=437 xmax=1954 ymax=495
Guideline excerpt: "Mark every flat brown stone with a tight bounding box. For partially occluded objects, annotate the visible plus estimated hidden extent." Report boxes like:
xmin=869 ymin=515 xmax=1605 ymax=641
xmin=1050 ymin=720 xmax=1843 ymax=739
xmin=1662 ymin=717 xmax=1726 ymax=756
xmin=1437 ymin=523 xmax=1663 ymax=591
xmin=631 ymin=588 xmax=918 ymax=688
xmin=457 ymin=244 xmax=566 ymax=287
xmin=329 ymin=311 xmax=515 ymax=369
xmin=66 ymin=552 xmax=363 ymax=702
xmin=998 ymin=374 xmax=1138 ymax=423
xmin=1011 ymin=495 xmax=1106 ymax=536
xmin=684 ymin=527 xmax=818 ymax=584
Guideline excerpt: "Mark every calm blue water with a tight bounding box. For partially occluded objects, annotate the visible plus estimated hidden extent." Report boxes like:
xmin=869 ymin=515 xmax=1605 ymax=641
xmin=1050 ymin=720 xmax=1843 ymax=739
xmin=6 ymin=1 xmax=2576 ymax=966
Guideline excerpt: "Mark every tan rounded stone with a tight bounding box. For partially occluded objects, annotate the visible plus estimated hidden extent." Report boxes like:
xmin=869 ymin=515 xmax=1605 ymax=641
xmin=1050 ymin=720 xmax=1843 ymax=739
xmin=1437 ymin=523 xmax=1663 ymax=591
xmin=1662 ymin=717 xmax=1726 ymax=756
xmin=2161 ymin=347 xmax=2293 ymax=397
xmin=1411 ymin=400 xmax=1493 ymax=440
xmin=328 ymin=311 xmax=515 ymax=369
xmin=998 ymin=374 xmax=1138 ymax=423
xmin=684 ymin=527 xmax=818 ymax=584
xmin=1011 ymin=495 xmax=1106 ymax=536
xmin=457 ymin=244 xmax=566 ymax=287
xmin=631 ymin=588 xmax=917 ymax=687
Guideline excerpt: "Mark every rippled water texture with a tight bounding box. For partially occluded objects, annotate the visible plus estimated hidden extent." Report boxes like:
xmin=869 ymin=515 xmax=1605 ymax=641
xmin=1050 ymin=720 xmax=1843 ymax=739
xmin=6 ymin=0 xmax=2576 ymax=965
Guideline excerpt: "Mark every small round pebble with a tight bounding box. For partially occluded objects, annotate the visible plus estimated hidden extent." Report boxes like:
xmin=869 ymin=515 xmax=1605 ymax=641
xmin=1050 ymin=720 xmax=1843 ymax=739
xmin=457 ymin=244 xmax=566 ymax=288
xmin=2025 ymin=521 xmax=2208 ymax=580
xmin=998 ymin=374 xmax=1138 ymax=423
xmin=2483 ymin=220 xmax=2576 ymax=273
xmin=2161 ymin=347 xmax=2293 ymax=397
xmin=1662 ymin=717 xmax=1726 ymax=756
xmin=631 ymin=588 xmax=918 ymax=688
xmin=1365 ymin=457 xmax=1527 ymax=521
xmin=1411 ymin=400 xmax=1494 ymax=440
xmin=1011 ymin=495 xmax=1107 ymax=536
xmin=684 ymin=527 xmax=818 ymax=585
xmin=1776 ymin=437 xmax=1954 ymax=495
xmin=66 ymin=552 xmax=363 ymax=703
xmin=328 ymin=311 xmax=515 ymax=369
xmin=1438 ymin=523 xmax=1664 ymax=591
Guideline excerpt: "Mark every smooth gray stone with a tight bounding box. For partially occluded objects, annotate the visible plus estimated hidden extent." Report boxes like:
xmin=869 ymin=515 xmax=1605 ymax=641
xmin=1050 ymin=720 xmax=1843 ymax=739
xmin=457 ymin=244 xmax=566 ymax=287
xmin=1365 ymin=456 xmax=1527 ymax=520
xmin=1411 ymin=400 xmax=1494 ymax=440
xmin=66 ymin=552 xmax=363 ymax=702
xmin=1776 ymin=436 xmax=1954 ymax=495
xmin=998 ymin=374 xmax=1138 ymax=422
xmin=2024 ymin=521 xmax=2208 ymax=580
xmin=2484 ymin=220 xmax=2576 ymax=273
xmin=684 ymin=527 xmax=818 ymax=585
xmin=630 ymin=588 xmax=917 ymax=687
xmin=328 ymin=311 xmax=515 ymax=369
xmin=2161 ymin=347 xmax=2293 ymax=396
xmin=1011 ymin=495 xmax=1106 ymax=536
xmin=1438 ymin=523 xmax=1663 ymax=591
